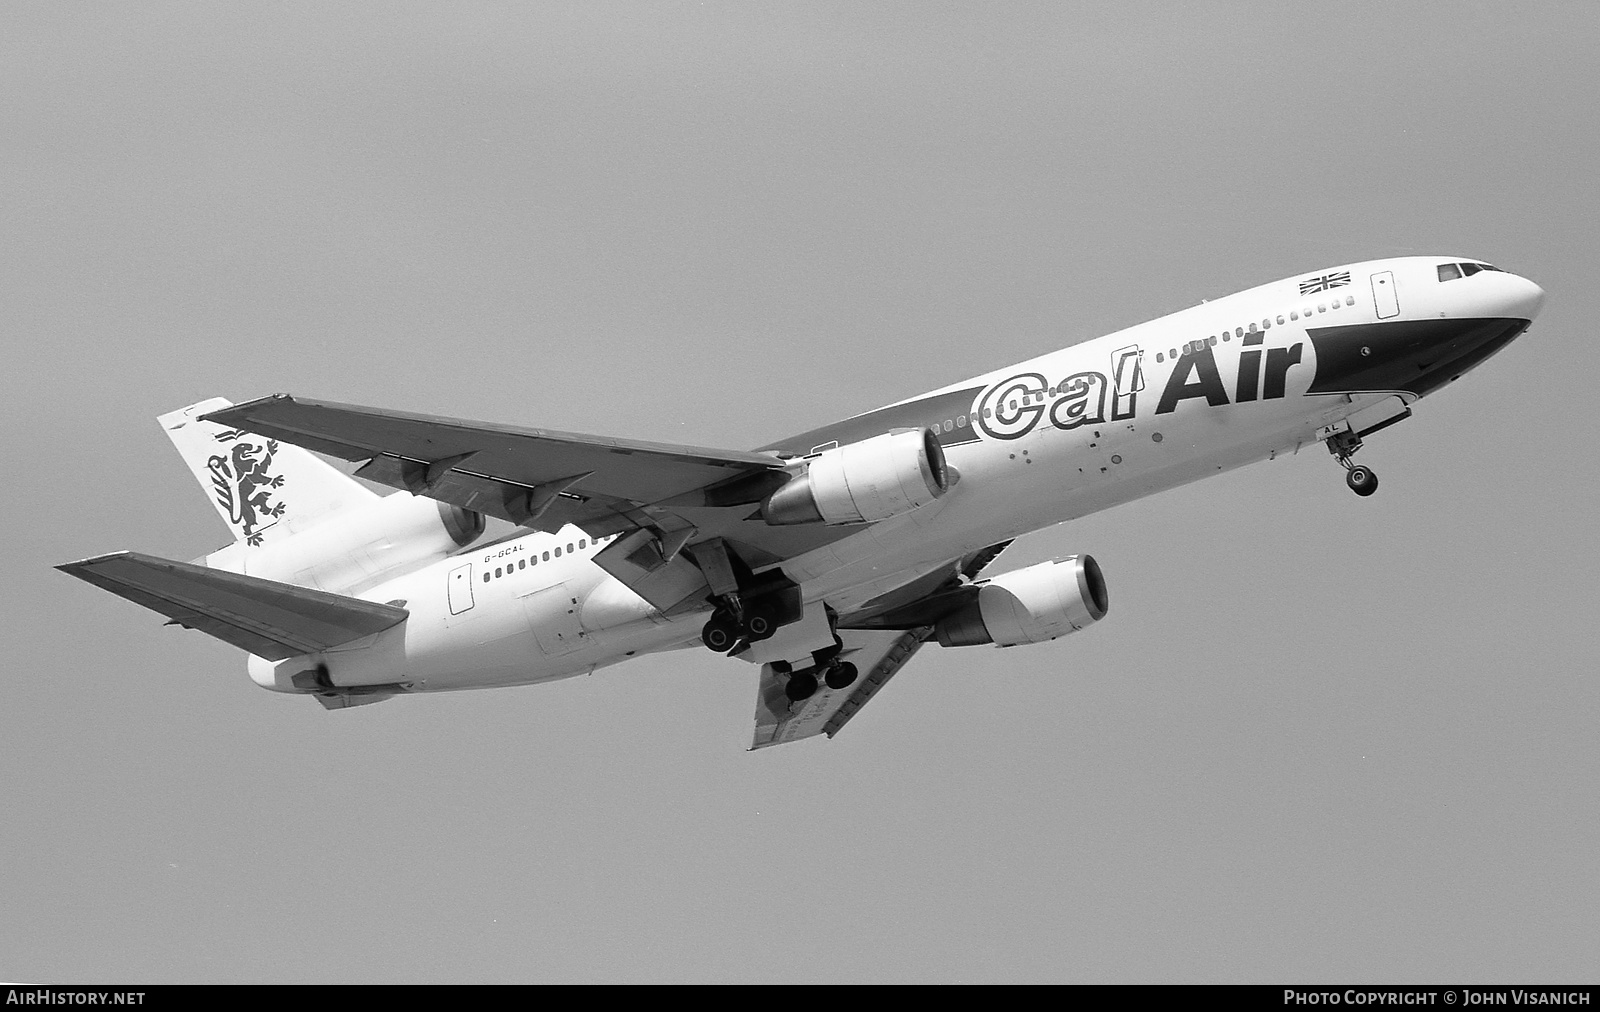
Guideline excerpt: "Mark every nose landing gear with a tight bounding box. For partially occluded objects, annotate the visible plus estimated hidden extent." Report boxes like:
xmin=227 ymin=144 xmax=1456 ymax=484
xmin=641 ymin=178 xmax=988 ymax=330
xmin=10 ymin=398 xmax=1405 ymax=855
xmin=1345 ymin=464 xmax=1379 ymax=497
xmin=1327 ymin=428 xmax=1379 ymax=497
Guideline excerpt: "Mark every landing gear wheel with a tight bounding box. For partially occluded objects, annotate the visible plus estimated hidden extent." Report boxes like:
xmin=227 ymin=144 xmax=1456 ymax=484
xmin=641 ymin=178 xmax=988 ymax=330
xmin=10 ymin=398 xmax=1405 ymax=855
xmin=744 ymin=609 xmax=775 ymax=641
xmin=1346 ymin=465 xmax=1379 ymax=497
xmin=785 ymin=671 xmax=819 ymax=702
xmin=701 ymin=611 xmax=740 ymax=653
xmin=824 ymin=661 xmax=858 ymax=691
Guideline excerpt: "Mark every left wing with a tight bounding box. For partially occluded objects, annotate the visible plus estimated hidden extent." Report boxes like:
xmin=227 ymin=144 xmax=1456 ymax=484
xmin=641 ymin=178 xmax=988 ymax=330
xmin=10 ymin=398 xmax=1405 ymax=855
xmin=202 ymin=395 xmax=870 ymax=611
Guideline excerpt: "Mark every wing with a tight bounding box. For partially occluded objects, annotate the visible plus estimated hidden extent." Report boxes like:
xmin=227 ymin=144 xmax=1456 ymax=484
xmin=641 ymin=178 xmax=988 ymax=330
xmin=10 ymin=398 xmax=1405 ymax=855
xmin=201 ymin=395 xmax=869 ymax=611
xmin=748 ymin=540 xmax=1015 ymax=749
xmin=750 ymin=628 xmax=932 ymax=750
xmin=57 ymin=551 xmax=408 ymax=660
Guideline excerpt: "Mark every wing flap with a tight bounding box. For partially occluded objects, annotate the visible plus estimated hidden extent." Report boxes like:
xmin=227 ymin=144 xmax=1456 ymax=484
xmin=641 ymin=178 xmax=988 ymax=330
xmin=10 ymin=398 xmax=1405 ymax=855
xmin=57 ymin=552 xmax=409 ymax=661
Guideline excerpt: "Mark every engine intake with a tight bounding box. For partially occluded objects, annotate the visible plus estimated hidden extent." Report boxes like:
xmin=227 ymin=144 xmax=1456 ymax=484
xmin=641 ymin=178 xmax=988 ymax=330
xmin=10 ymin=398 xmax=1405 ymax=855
xmin=763 ymin=428 xmax=948 ymax=526
xmin=935 ymin=555 xmax=1108 ymax=647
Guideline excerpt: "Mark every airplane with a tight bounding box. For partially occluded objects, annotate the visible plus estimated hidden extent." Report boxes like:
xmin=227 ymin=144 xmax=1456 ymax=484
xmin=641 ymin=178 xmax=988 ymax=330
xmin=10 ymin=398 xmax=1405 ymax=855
xmin=59 ymin=256 xmax=1545 ymax=748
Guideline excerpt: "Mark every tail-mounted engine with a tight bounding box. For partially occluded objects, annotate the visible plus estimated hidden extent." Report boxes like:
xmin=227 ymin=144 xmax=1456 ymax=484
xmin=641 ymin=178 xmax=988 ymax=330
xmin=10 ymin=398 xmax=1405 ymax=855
xmin=762 ymin=428 xmax=949 ymax=526
xmin=934 ymin=555 xmax=1108 ymax=647
xmin=206 ymin=494 xmax=483 ymax=596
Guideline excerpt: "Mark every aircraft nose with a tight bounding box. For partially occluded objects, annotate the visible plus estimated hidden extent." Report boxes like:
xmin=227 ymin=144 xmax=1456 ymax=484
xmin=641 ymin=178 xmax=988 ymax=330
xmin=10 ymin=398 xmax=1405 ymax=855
xmin=1507 ymin=274 xmax=1547 ymax=322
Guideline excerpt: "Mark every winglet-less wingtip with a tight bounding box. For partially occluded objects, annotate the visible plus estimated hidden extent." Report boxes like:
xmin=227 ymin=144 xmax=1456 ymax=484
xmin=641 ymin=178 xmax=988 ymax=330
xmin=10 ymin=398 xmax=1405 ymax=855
xmin=196 ymin=393 xmax=294 ymax=427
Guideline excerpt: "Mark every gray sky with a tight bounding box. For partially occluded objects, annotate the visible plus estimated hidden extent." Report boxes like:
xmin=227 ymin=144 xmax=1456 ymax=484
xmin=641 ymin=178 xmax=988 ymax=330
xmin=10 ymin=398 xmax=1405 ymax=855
xmin=4 ymin=2 xmax=1598 ymax=983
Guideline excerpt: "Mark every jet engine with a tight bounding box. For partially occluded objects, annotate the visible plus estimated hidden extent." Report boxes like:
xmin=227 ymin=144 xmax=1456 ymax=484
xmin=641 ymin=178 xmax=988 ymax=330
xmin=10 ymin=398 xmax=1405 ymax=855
xmin=763 ymin=428 xmax=949 ymax=526
xmin=934 ymin=555 xmax=1108 ymax=647
xmin=205 ymin=493 xmax=483 ymax=596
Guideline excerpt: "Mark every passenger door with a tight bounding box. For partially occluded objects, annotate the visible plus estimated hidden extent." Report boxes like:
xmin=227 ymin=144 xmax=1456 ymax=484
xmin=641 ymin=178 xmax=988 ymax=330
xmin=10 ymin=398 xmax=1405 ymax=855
xmin=447 ymin=563 xmax=475 ymax=615
xmin=1371 ymin=271 xmax=1400 ymax=319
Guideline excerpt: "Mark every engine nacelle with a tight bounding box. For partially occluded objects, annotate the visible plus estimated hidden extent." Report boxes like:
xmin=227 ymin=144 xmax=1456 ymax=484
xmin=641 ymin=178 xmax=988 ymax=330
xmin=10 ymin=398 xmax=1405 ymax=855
xmin=206 ymin=493 xmax=483 ymax=596
xmin=934 ymin=555 xmax=1108 ymax=647
xmin=763 ymin=428 xmax=949 ymax=526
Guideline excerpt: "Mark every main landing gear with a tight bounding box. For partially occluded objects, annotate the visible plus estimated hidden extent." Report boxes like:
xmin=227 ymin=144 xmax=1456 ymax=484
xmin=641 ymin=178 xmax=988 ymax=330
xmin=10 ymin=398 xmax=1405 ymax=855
xmin=1326 ymin=429 xmax=1379 ymax=497
xmin=770 ymin=655 xmax=859 ymax=702
xmin=700 ymin=598 xmax=778 ymax=653
xmin=702 ymin=603 xmax=859 ymax=701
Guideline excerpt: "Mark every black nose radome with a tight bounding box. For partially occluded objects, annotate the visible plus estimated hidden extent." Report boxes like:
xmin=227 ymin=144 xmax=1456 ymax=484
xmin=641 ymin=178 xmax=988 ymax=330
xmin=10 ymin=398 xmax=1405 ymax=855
xmin=1307 ymin=317 xmax=1532 ymax=398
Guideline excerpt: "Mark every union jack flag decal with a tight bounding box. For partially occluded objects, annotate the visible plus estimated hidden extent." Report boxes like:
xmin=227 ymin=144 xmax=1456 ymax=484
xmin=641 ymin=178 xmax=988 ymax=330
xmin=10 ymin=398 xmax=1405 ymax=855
xmin=1299 ymin=271 xmax=1351 ymax=295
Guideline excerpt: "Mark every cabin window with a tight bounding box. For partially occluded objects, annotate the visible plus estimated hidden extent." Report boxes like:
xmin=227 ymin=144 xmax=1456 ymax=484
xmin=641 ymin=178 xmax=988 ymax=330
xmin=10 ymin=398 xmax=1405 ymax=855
xmin=1277 ymin=315 xmax=1285 ymax=325
xmin=482 ymin=573 xmax=490 ymax=583
xmin=543 ymin=551 xmax=550 ymax=561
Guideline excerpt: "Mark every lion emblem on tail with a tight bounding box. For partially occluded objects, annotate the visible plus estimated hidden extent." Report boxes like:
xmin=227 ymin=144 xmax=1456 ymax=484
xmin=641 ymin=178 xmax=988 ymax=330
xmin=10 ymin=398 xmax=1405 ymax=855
xmin=207 ymin=436 xmax=287 ymax=546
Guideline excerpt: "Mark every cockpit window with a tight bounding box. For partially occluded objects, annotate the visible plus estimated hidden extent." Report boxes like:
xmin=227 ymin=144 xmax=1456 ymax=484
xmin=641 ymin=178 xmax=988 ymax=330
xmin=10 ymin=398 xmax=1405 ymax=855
xmin=1438 ymin=261 xmax=1502 ymax=282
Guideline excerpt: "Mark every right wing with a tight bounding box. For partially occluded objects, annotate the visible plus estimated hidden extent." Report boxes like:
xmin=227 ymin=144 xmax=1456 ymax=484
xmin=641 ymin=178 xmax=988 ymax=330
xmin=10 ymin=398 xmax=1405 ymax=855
xmin=750 ymin=628 xmax=932 ymax=750
xmin=57 ymin=552 xmax=408 ymax=660
xmin=749 ymin=540 xmax=1015 ymax=749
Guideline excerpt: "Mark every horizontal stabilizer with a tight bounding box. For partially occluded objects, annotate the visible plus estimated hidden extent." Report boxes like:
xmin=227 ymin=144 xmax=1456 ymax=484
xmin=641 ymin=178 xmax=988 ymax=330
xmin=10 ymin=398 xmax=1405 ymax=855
xmin=57 ymin=552 xmax=408 ymax=660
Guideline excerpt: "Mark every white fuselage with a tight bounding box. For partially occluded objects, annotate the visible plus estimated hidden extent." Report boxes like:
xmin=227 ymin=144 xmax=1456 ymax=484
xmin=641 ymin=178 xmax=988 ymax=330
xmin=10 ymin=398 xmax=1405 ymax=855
xmin=248 ymin=256 xmax=1545 ymax=695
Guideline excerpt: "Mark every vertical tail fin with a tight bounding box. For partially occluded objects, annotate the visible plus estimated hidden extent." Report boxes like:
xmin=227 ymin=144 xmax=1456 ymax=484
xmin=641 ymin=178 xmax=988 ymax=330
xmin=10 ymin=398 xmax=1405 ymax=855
xmin=159 ymin=398 xmax=378 ymax=548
